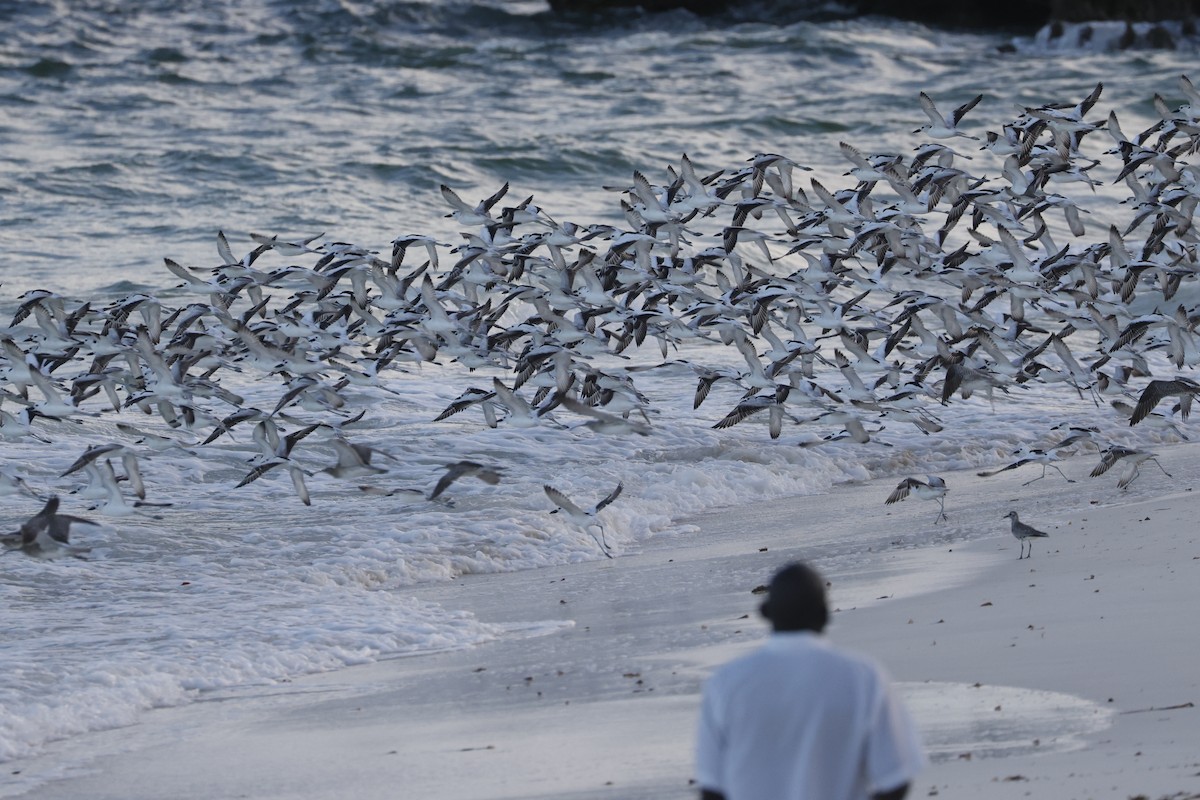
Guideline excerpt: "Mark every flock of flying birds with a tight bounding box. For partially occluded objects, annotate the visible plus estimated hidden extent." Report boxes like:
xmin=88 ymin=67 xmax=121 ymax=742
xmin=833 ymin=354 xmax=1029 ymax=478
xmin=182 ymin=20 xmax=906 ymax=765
xmin=7 ymin=75 xmax=1200 ymax=560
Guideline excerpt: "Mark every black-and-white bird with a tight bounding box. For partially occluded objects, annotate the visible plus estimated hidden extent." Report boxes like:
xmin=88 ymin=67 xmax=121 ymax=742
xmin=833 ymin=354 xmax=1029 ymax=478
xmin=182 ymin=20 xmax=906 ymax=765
xmin=1088 ymin=446 xmax=1171 ymax=490
xmin=885 ymin=475 xmax=948 ymax=523
xmin=915 ymin=91 xmax=983 ymax=140
xmin=1003 ymin=510 xmax=1050 ymax=560
xmin=977 ymin=447 xmax=1074 ymax=485
xmin=542 ymin=482 xmax=623 ymax=558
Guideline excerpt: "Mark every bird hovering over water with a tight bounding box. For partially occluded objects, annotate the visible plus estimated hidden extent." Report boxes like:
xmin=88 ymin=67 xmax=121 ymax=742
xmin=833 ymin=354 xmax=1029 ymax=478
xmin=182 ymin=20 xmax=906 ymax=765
xmin=1 ymin=496 xmax=98 ymax=559
xmin=916 ymin=91 xmax=983 ymax=140
xmin=428 ymin=460 xmax=503 ymax=501
xmin=543 ymin=482 xmax=623 ymax=558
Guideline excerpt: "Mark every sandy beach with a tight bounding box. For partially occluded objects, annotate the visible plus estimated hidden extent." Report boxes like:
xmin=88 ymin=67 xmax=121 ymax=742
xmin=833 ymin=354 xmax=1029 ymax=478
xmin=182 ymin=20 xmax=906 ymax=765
xmin=8 ymin=443 xmax=1200 ymax=800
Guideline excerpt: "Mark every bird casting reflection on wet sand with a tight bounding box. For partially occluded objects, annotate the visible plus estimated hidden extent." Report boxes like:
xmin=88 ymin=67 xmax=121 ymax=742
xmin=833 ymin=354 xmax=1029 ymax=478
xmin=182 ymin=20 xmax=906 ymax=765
xmin=1004 ymin=510 xmax=1049 ymax=560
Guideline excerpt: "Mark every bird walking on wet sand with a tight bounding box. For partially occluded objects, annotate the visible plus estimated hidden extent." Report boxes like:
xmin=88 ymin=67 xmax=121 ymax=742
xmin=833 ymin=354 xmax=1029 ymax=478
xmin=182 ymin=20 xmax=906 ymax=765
xmin=1003 ymin=510 xmax=1049 ymax=560
xmin=885 ymin=475 xmax=948 ymax=523
xmin=977 ymin=448 xmax=1074 ymax=486
xmin=543 ymin=482 xmax=623 ymax=558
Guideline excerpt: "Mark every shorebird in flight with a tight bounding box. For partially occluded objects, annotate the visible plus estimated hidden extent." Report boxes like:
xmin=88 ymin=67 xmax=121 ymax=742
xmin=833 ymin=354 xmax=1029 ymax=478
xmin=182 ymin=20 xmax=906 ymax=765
xmin=916 ymin=91 xmax=983 ymax=140
xmin=1130 ymin=378 xmax=1200 ymax=426
xmin=977 ymin=447 xmax=1074 ymax=485
xmin=2 ymin=496 xmax=98 ymax=559
xmin=885 ymin=475 xmax=948 ymax=523
xmin=428 ymin=461 xmax=503 ymax=501
xmin=543 ymin=482 xmax=623 ymax=558
xmin=1088 ymin=446 xmax=1171 ymax=490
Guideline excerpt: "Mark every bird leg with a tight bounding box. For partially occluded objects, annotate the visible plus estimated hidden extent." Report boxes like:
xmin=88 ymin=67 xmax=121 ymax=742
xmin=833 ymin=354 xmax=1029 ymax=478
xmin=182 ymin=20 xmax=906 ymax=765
xmin=1150 ymin=458 xmax=1172 ymax=478
xmin=1049 ymin=464 xmax=1075 ymax=483
xmin=1024 ymin=464 xmax=1074 ymax=485
xmin=589 ymin=524 xmax=614 ymax=559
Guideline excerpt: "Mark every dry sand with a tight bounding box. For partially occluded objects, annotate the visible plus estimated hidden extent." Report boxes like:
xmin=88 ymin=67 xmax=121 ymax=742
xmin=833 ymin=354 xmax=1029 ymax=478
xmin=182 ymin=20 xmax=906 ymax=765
xmin=8 ymin=445 xmax=1200 ymax=800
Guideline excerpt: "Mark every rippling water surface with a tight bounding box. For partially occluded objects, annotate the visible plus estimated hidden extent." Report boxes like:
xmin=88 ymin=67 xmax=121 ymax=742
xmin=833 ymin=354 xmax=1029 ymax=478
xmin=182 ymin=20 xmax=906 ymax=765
xmin=1 ymin=0 xmax=1198 ymax=781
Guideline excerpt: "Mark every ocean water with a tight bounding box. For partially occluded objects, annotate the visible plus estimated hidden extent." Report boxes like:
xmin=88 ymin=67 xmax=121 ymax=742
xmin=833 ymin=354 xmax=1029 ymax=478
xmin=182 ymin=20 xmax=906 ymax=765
xmin=1 ymin=0 xmax=1198 ymax=781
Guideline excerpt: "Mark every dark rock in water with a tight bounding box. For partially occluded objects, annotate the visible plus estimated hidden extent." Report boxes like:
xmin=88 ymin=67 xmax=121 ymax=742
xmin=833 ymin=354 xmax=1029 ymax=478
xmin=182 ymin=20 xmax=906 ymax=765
xmin=547 ymin=0 xmax=731 ymax=13
xmin=1050 ymin=0 xmax=1200 ymax=21
xmin=855 ymin=0 xmax=1051 ymax=29
xmin=548 ymin=0 xmax=1200 ymax=32
xmin=1035 ymin=17 xmax=1190 ymax=48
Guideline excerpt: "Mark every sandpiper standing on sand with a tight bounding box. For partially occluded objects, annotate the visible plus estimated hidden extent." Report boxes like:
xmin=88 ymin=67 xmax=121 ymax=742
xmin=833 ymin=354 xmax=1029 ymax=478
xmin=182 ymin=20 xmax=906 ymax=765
xmin=1004 ymin=510 xmax=1050 ymax=560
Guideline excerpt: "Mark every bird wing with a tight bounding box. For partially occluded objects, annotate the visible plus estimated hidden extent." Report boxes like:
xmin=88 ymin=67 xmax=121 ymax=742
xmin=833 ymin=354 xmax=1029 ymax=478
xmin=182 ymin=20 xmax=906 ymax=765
xmin=885 ymin=478 xmax=916 ymax=505
xmin=433 ymin=388 xmax=495 ymax=421
xmin=60 ymin=443 xmax=123 ymax=477
xmin=918 ymin=92 xmax=947 ymax=126
xmin=712 ymin=398 xmax=767 ymax=429
xmin=976 ymin=458 xmax=1030 ymax=478
xmin=236 ymin=460 xmax=284 ymax=488
xmin=476 ymin=466 xmax=503 ymax=486
xmin=1088 ymin=448 xmax=1123 ymax=478
xmin=122 ymin=452 xmax=146 ymax=500
xmin=1130 ymin=380 xmax=1174 ymax=425
xmin=951 ymin=94 xmax=983 ymax=126
xmin=330 ymin=437 xmax=368 ymax=468
xmin=429 ymin=462 xmax=471 ymax=500
xmin=543 ymin=485 xmax=584 ymax=517
xmin=491 ymin=378 xmax=531 ymax=416
xmin=289 ymin=465 xmax=311 ymax=506
xmin=594 ymin=483 xmax=623 ymax=513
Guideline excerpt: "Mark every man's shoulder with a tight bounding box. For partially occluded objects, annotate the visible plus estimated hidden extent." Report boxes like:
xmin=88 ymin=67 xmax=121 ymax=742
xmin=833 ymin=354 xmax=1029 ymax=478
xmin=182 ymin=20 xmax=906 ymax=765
xmin=712 ymin=634 xmax=886 ymax=680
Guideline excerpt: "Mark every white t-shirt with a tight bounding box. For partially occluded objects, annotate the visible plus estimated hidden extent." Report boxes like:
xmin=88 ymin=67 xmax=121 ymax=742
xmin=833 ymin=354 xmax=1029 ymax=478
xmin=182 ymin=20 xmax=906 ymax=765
xmin=695 ymin=631 xmax=924 ymax=800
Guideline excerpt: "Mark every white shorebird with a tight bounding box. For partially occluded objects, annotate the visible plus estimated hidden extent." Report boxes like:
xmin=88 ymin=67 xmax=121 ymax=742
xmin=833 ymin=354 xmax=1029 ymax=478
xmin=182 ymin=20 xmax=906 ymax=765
xmin=885 ymin=475 xmax=948 ymax=523
xmin=1088 ymin=446 xmax=1171 ymax=489
xmin=1003 ymin=510 xmax=1050 ymax=560
xmin=977 ymin=447 xmax=1074 ymax=485
xmin=916 ymin=91 xmax=983 ymax=140
xmin=543 ymin=482 xmax=623 ymax=558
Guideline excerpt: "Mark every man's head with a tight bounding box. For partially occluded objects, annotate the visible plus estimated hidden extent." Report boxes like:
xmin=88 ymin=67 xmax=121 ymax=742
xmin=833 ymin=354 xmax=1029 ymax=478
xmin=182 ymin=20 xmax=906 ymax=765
xmin=759 ymin=562 xmax=829 ymax=632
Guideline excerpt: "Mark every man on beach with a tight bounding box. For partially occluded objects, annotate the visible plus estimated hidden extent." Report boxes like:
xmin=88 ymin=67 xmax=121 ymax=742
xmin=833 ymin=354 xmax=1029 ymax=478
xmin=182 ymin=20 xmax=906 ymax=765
xmin=694 ymin=561 xmax=925 ymax=800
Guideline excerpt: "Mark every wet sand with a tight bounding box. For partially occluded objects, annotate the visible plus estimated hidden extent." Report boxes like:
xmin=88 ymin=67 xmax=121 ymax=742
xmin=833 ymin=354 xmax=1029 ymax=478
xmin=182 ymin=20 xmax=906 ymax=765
xmin=8 ymin=446 xmax=1200 ymax=800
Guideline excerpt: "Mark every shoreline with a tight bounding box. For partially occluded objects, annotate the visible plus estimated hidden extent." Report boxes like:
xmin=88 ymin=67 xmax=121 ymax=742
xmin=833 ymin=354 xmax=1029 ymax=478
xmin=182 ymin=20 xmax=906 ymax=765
xmin=7 ymin=445 xmax=1200 ymax=799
